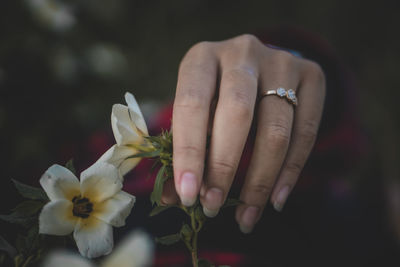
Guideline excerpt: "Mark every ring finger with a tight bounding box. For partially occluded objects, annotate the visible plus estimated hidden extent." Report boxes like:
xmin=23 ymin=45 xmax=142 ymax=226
xmin=236 ymin=55 xmax=299 ymax=233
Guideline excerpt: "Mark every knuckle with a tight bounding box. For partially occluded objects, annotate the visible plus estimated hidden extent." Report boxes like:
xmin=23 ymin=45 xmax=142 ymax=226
xmin=265 ymin=122 xmax=291 ymax=147
xmin=235 ymin=34 xmax=260 ymax=47
xmin=233 ymin=102 xmax=253 ymax=122
xmin=271 ymin=49 xmax=294 ymax=66
xmin=180 ymin=41 xmax=215 ymax=69
xmin=304 ymin=60 xmax=326 ymax=84
xmin=221 ymin=68 xmax=257 ymax=121
xmin=179 ymin=60 xmax=215 ymax=77
xmin=248 ymin=182 xmax=274 ymax=198
xmin=265 ymin=49 xmax=297 ymax=76
xmin=209 ymin=159 xmax=236 ymax=179
xmin=231 ymin=88 xmax=253 ymax=109
xmin=187 ymin=41 xmax=213 ymax=56
xmin=160 ymin=195 xmax=178 ymax=206
xmin=284 ymin=161 xmax=303 ymax=176
xmin=174 ymin=89 xmax=208 ymax=111
xmin=228 ymin=34 xmax=261 ymax=59
xmin=174 ymin=144 xmax=203 ymax=159
xmin=297 ymin=120 xmax=318 ymax=146
xmin=224 ymin=66 xmax=258 ymax=83
xmin=224 ymin=93 xmax=253 ymax=122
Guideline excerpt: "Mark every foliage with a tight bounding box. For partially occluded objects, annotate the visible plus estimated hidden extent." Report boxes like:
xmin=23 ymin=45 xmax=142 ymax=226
xmin=0 ymin=162 xmax=73 ymax=267
xmin=138 ymin=130 xmax=238 ymax=267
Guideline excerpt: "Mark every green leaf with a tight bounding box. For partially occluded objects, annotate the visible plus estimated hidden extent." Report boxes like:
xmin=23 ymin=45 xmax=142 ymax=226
xmin=150 ymin=165 xmax=167 ymax=205
xmin=13 ymin=225 xmax=41 ymax=261
xmin=144 ymin=136 xmax=160 ymax=143
xmin=155 ymin=233 xmax=181 ymax=245
xmin=14 ymin=254 xmax=25 ymax=267
xmin=12 ymin=179 xmax=48 ymax=201
xmin=221 ymin=198 xmax=243 ymax=209
xmin=195 ymin=206 xmax=206 ymax=223
xmin=180 ymin=223 xmax=193 ymax=243
xmin=127 ymin=150 xmax=160 ymax=159
xmin=0 ymin=200 xmax=43 ymax=227
xmin=198 ymin=258 xmax=215 ymax=267
xmin=149 ymin=205 xmax=176 ymax=216
xmin=0 ymin=214 xmax=35 ymax=227
xmin=15 ymin=234 xmax=26 ymax=255
xmin=149 ymin=160 xmax=160 ymax=175
xmin=65 ymin=159 xmax=76 ymax=175
xmin=0 ymin=236 xmax=17 ymax=258
xmin=12 ymin=201 xmax=45 ymax=216
xmin=25 ymin=224 xmax=40 ymax=254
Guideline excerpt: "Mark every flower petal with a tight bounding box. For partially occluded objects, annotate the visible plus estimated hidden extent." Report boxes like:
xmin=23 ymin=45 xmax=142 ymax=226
xmin=43 ymin=251 xmax=94 ymax=267
xmin=125 ymin=92 xmax=148 ymax=135
xmin=80 ymin=162 xmax=123 ymax=202
xmin=119 ymin=157 xmax=141 ymax=177
xmin=39 ymin=200 xmax=76 ymax=235
xmin=74 ymin=217 xmax=113 ymax=259
xmin=93 ymin=191 xmax=135 ymax=227
xmin=111 ymin=104 xmax=141 ymax=146
xmin=40 ymin=164 xmax=80 ymax=201
xmin=95 ymin=145 xmax=141 ymax=176
xmin=101 ymin=230 xmax=154 ymax=267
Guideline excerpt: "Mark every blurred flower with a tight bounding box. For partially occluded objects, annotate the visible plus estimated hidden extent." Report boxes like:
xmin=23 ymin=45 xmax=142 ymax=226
xmin=42 ymin=230 xmax=154 ymax=267
xmin=39 ymin=162 xmax=135 ymax=258
xmin=25 ymin=0 xmax=76 ymax=32
xmin=101 ymin=230 xmax=154 ymax=267
xmin=51 ymin=47 xmax=79 ymax=82
xmin=96 ymin=92 xmax=150 ymax=176
xmin=86 ymin=44 xmax=128 ymax=78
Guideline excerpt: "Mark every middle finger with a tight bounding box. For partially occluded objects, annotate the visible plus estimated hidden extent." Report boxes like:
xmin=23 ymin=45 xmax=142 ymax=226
xmin=200 ymin=58 xmax=258 ymax=217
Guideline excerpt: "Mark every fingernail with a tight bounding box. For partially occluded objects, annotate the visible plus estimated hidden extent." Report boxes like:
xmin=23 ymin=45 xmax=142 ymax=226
xmin=273 ymin=186 xmax=290 ymax=212
xmin=239 ymin=206 xmax=260 ymax=234
xmin=202 ymin=187 xmax=223 ymax=218
xmin=180 ymin=172 xmax=197 ymax=206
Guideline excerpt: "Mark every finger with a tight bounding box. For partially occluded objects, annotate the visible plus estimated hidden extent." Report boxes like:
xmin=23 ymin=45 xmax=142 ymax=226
xmin=236 ymin=52 xmax=299 ymax=233
xmin=200 ymin=61 xmax=259 ymax=218
xmin=270 ymin=61 xmax=326 ymax=211
xmin=161 ymin=179 xmax=179 ymax=205
xmin=173 ymin=42 xmax=218 ymax=206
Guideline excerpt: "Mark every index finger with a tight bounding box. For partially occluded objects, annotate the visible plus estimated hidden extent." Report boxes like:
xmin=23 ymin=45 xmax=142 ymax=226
xmin=173 ymin=42 xmax=218 ymax=206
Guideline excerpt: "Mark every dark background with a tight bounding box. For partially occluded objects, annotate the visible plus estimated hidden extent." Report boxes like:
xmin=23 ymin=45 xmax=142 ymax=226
xmin=1 ymin=0 xmax=399 ymax=266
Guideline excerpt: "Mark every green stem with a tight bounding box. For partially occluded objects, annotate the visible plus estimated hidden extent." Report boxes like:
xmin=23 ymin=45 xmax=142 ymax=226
xmin=191 ymin=230 xmax=199 ymax=267
xmin=21 ymin=255 xmax=34 ymax=267
xmin=190 ymin=209 xmax=201 ymax=267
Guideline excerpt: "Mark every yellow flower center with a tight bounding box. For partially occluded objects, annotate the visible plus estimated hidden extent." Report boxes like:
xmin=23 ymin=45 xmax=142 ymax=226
xmin=72 ymin=196 xmax=93 ymax=219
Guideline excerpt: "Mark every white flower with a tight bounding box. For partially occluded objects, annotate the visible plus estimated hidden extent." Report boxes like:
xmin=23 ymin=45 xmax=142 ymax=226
xmin=96 ymin=92 xmax=150 ymax=176
xmin=42 ymin=230 xmax=154 ymax=267
xmin=25 ymin=0 xmax=76 ymax=32
xmin=86 ymin=44 xmax=128 ymax=78
xmin=39 ymin=163 xmax=135 ymax=258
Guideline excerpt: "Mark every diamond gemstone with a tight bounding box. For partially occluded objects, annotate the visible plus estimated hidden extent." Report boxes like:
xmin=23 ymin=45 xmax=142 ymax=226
xmin=277 ymin=88 xmax=286 ymax=97
xmin=287 ymin=89 xmax=296 ymax=100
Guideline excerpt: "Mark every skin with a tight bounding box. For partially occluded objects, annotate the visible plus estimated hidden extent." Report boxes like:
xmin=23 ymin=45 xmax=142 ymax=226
xmin=162 ymin=34 xmax=326 ymax=233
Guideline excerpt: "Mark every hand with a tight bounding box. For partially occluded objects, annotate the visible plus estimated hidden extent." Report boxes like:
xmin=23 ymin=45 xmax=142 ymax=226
xmin=166 ymin=34 xmax=326 ymax=233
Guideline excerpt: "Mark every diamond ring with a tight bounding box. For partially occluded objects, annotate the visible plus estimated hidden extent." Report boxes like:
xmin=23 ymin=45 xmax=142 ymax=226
xmin=260 ymin=87 xmax=298 ymax=106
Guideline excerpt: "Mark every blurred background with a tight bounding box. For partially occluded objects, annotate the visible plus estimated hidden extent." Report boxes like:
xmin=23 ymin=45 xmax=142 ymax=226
xmin=0 ymin=0 xmax=399 ymax=266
